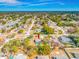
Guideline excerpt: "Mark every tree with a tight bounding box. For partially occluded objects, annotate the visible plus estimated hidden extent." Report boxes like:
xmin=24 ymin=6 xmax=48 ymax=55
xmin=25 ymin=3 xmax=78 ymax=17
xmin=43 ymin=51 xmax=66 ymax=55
xmin=2 ymin=39 xmax=21 ymax=53
xmin=14 ymin=40 xmax=21 ymax=47
xmin=75 ymin=37 xmax=79 ymax=47
xmin=37 ymin=44 xmax=51 ymax=55
xmin=8 ymin=39 xmax=21 ymax=47
xmin=43 ymin=24 xmax=54 ymax=34
xmin=0 ymin=30 xmax=2 ymax=33
xmin=58 ymin=30 xmax=63 ymax=34
xmin=26 ymin=46 xmax=37 ymax=59
xmin=2 ymin=21 xmax=6 ymax=25
xmin=2 ymin=43 xmax=10 ymax=53
xmin=11 ymin=46 xmax=18 ymax=53
xmin=18 ymin=29 xmax=25 ymax=34
xmin=0 ymin=29 xmax=5 ymax=33
xmin=23 ymin=38 xmax=31 ymax=50
xmin=57 ymin=21 xmax=63 ymax=26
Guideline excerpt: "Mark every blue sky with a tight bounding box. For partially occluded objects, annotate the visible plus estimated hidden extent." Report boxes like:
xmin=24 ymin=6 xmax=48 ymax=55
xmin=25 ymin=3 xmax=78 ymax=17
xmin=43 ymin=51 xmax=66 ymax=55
xmin=0 ymin=0 xmax=79 ymax=11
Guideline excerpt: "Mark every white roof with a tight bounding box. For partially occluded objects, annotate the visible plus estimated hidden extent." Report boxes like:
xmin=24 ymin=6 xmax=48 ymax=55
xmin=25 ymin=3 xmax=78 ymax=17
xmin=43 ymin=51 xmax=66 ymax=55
xmin=37 ymin=56 xmax=49 ymax=59
xmin=14 ymin=54 xmax=27 ymax=59
xmin=60 ymin=36 xmax=72 ymax=42
xmin=0 ymin=57 xmax=7 ymax=59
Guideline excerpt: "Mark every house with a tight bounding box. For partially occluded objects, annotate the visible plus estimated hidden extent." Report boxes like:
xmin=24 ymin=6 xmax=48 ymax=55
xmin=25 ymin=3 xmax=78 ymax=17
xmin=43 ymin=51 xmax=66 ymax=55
xmin=58 ymin=36 xmax=75 ymax=47
xmin=67 ymin=27 xmax=76 ymax=33
xmin=34 ymin=34 xmax=41 ymax=45
xmin=50 ymin=49 xmax=69 ymax=59
xmin=65 ymin=48 xmax=79 ymax=59
xmin=59 ymin=36 xmax=72 ymax=43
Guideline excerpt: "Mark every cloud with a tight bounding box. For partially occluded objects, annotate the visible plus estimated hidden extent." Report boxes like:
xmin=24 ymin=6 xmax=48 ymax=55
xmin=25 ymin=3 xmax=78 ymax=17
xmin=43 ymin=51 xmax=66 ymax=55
xmin=39 ymin=0 xmax=53 ymax=2
xmin=0 ymin=0 xmax=65 ymax=6
xmin=0 ymin=0 xmax=20 ymax=4
xmin=56 ymin=2 xmax=65 ymax=5
xmin=28 ymin=3 xmax=50 ymax=6
xmin=27 ymin=2 xmax=65 ymax=7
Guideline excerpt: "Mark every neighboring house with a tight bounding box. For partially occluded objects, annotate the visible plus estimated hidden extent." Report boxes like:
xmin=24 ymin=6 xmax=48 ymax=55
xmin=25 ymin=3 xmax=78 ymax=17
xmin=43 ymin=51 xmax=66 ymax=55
xmin=59 ymin=36 xmax=72 ymax=43
xmin=65 ymin=48 xmax=79 ymax=59
xmin=67 ymin=27 xmax=76 ymax=33
xmin=71 ymin=52 xmax=79 ymax=59
xmin=58 ymin=36 xmax=75 ymax=47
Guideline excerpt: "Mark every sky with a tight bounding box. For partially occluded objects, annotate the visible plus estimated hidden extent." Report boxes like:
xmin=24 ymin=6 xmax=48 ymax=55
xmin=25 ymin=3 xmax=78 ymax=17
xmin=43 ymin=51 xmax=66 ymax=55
xmin=0 ymin=0 xmax=79 ymax=11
